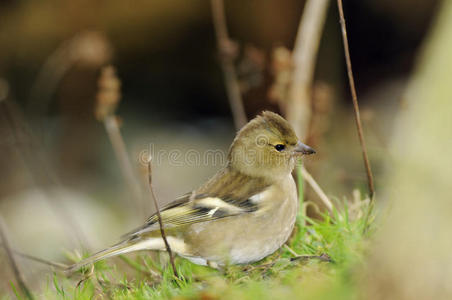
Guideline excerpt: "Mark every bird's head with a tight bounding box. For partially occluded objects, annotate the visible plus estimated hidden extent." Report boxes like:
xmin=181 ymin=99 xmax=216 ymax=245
xmin=228 ymin=111 xmax=315 ymax=180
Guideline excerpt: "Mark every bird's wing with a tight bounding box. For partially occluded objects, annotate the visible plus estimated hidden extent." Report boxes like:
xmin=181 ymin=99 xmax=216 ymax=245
xmin=124 ymin=167 xmax=270 ymax=238
xmin=69 ymin=171 xmax=270 ymax=272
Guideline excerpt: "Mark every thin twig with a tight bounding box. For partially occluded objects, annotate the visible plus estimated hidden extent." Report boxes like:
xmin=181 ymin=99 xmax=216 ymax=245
xmin=211 ymin=0 xmax=247 ymax=129
xmin=284 ymin=244 xmax=299 ymax=257
xmin=0 ymin=215 xmax=34 ymax=299
xmin=287 ymin=0 xmax=330 ymax=138
xmin=336 ymin=0 xmax=375 ymax=198
xmin=290 ymin=253 xmax=332 ymax=263
xmin=27 ymin=31 xmax=112 ymax=117
xmin=0 ymin=244 xmax=68 ymax=269
xmin=284 ymin=245 xmax=332 ymax=263
xmin=104 ymin=116 xmax=144 ymax=215
xmin=96 ymin=66 xmax=146 ymax=217
xmin=301 ymin=166 xmax=334 ymax=213
xmin=285 ymin=0 xmax=332 ymax=218
xmin=296 ymin=160 xmax=306 ymax=227
xmin=147 ymin=158 xmax=179 ymax=278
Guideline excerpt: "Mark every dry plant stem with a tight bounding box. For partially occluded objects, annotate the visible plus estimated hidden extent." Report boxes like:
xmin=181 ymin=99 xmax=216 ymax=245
xmin=287 ymin=0 xmax=330 ymax=138
xmin=104 ymin=116 xmax=144 ymax=216
xmin=211 ymin=0 xmax=247 ymax=129
xmin=336 ymin=0 xmax=375 ymax=198
xmin=0 ymin=216 xmax=34 ymax=299
xmin=15 ymin=253 xmax=67 ymax=269
xmin=147 ymin=161 xmax=179 ymax=278
xmin=27 ymin=31 xmax=111 ymax=117
xmin=290 ymin=253 xmax=332 ymax=263
xmin=27 ymin=44 xmax=73 ymax=117
xmin=284 ymin=244 xmax=300 ymax=257
xmin=301 ymin=166 xmax=334 ymax=213
xmin=0 ymin=244 xmax=68 ymax=269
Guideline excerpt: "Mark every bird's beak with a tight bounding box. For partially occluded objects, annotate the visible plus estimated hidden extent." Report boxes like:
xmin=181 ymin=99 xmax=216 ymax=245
xmin=293 ymin=141 xmax=316 ymax=155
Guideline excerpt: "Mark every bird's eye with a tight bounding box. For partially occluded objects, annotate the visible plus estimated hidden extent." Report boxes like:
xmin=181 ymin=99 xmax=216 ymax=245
xmin=274 ymin=144 xmax=285 ymax=152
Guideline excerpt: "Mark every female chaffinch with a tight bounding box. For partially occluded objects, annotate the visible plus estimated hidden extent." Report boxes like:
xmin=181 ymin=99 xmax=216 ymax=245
xmin=69 ymin=111 xmax=315 ymax=271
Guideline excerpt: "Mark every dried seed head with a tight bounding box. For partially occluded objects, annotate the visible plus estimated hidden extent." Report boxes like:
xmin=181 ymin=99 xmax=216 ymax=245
xmin=95 ymin=65 xmax=121 ymax=121
xmin=268 ymin=46 xmax=293 ymax=105
xmin=71 ymin=31 xmax=113 ymax=67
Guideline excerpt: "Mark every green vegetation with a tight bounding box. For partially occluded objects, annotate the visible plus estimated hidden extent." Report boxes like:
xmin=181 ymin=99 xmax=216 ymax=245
xmin=36 ymin=195 xmax=373 ymax=300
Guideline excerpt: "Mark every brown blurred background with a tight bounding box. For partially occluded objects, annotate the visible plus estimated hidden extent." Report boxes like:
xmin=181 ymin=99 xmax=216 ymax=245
xmin=0 ymin=0 xmax=442 ymax=295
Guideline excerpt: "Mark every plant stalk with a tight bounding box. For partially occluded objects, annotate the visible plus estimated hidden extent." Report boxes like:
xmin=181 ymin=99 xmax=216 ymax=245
xmin=336 ymin=0 xmax=375 ymax=198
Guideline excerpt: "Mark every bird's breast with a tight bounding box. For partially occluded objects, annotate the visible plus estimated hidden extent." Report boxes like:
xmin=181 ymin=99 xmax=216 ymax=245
xmin=184 ymin=174 xmax=298 ymax=265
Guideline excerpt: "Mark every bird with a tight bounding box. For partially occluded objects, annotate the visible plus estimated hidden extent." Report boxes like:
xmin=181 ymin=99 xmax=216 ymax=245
xmin=68 ymin=111 xmax=315 ymax=272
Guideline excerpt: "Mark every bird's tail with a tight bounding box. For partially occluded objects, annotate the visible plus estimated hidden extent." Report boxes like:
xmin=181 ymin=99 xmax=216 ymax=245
xmin=66 ymin=237 xmax=165 ymax=274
